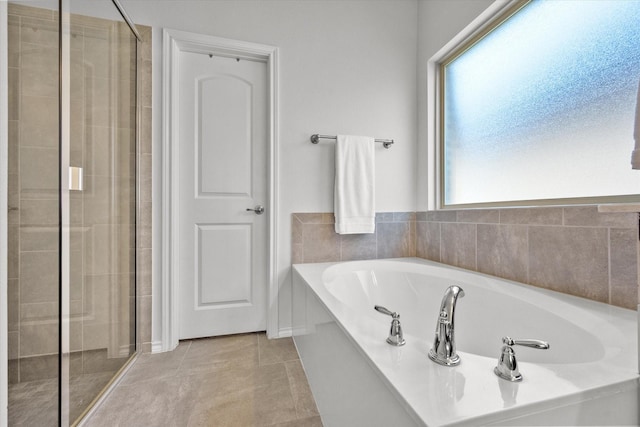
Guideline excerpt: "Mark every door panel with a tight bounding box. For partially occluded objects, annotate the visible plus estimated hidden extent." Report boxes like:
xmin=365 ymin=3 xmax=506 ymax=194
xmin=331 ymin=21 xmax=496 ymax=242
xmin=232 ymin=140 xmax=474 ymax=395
xmin=196 ymin=223 xmax=252 ymax=306
xmin=178 ymin=51 xmax=268 ymax=339
xmin=198 ymin=76 xmax=252 ymax=197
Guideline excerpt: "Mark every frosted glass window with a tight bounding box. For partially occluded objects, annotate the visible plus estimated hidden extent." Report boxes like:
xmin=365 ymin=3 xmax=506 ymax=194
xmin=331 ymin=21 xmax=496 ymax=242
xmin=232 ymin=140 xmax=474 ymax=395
xmin=443 ymin=0 xmax=640 ymax=206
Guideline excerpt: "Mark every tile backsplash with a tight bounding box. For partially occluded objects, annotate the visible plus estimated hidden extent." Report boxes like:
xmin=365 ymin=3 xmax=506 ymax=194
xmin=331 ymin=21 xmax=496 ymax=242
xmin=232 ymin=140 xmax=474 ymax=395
xmin=292 ymin=206 xmax=639 ymax=310
xmin=291 ymin=212 xmax=416 ymax=264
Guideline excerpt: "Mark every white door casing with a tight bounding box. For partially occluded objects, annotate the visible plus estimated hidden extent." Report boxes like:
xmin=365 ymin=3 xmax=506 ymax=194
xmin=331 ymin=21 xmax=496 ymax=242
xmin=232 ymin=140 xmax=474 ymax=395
xmin=162 ymin=29 xmax=279 ymax=350
xmin=178 ymin=51 xmax=267 ymax=339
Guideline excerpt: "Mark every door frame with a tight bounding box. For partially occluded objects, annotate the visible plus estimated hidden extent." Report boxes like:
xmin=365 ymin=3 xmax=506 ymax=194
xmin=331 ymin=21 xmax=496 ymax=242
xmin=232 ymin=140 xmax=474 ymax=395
xmin=161 ymin=28 xmax=279 ymax=351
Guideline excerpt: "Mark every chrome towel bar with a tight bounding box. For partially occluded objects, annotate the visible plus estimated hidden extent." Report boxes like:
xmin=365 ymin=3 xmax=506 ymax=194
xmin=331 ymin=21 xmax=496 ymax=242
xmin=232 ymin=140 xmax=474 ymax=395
xmin=310 ymin=134 xmax=394 ymax=149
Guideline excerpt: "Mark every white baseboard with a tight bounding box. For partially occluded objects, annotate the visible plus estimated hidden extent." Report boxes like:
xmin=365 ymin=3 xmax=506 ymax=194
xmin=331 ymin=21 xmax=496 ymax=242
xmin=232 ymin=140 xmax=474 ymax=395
xmin=151 ymin=340 xmax=164 ymax=354
xmin=277 ymin=327 xmax=293 ymax=338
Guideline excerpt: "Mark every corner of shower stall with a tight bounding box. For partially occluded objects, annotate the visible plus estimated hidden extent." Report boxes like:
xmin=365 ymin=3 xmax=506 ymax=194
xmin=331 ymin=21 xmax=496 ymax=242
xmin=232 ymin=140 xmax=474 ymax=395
xmin=4 ymin=1 xmax=144 ymax=424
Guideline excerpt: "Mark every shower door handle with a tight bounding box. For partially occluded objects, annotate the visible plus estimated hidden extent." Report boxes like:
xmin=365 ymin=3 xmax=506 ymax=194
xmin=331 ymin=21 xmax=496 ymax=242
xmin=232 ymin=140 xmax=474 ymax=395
xmin=246 ymin=205 xmax=265 ymax=215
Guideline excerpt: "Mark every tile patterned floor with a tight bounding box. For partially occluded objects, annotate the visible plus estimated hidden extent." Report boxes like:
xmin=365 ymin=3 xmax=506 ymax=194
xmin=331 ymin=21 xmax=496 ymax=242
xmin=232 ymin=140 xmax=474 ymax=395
xmin=84 ymin=333 xmax=322 ymax=427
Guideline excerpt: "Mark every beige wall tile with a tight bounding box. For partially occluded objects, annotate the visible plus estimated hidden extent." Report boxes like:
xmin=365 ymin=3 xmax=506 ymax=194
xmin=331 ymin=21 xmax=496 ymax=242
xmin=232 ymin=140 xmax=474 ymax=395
xmin=341 ymin=232 xmax=377 ymax=261
xmin=416 ymin=221 xmax=428 ymax=259
xmin=424 ymin=221 xmax=441 ymax=262
xmin=8 ymin=225 xmax=19 ymax=279
xmin=84 ymin=126 xmax=111 ymax=176
xmin=9 ymin=3 xmax=54 ymax=20
xmin=21 ymin=302 xmax=57 ymax=322
xmin=8 ymin=67 xmax=19 ymax=121
xmin=376 ymin=212 xmax=394 ymax=222
xmin=8 ymin=120 xmax=19 ymax=176
xmin=137 ymin=249 xmax=152 ymax=297
xmin=84 ymin=225 xmax=113 ymax=275
xmin=20 ymin=322 xmax=58 ymax=356
xmin=8 ymin=15 xmax=20 ymax=68
xmin=139 ymin=295 xmax=152 ymax=346
xmin=499 ymin=207 xmax=563 ymax=225
xmin=20 ymin=43 xmax=57 ymax=98
xmin=8 ymin=174 xmax=19 ymax=225
xmin=441 ymin=222 xmax=476 ymax=270
xmin=377 ymin=221 xmax=415 ymax=258
xmin=295 ymin=213 xmax=331 ymax=224
xmin=139 ymin=154 xmax=152 ymax=202
xmin=393 ymin=212 xmax=416 ymax=222
xmin=21 ymin=16 xmax=58 ymax=46
xmin=20 ymin=226 xmax=57 ymax=252
xmin=83 ymin=175 xmax=112 ymax=225
xmin=8 ymin=360 xmax=19 ymax=384
xmin=292 ymin=243 xmax=303 ymax=265
xmin=70 ymin=48 xmax=85 ymax=99
xmin=20 ymin=147 xmax=58 ymax=194
xmin=302 ymin=223 xmax=340 ymax=263
xmin=21 ymin=199 xmax=58 ymax=226
xmin=82 ymin=323 xmax=109 ymax=351
xmin=8 ymin=280 xmax=20 ymax=332
xmin=563 ymin=205 xmax=637 ymax=228
xmin=609 ymin=228 xmax=638 ymax=309
xmin=139 ymin=59 xmax=152 ymax=108
xmin=8 ymin=332 xmax=19 ymax=359
xmin=20 ymin=250 xmax=58 ymax=304
xmin=20 ymin=95 xmax=58 ymax=147
xmin=427 ymin=210 xmax=456 ymax=222
xmin=84 ymin=29 xmax=111 ymax=79
xmin=457 ymin=209 xmax=499 ymax=224
xmin=292 ymin=215 xmax=303 ymax=245
xmin=477 ymin=224 xmax=528 ymax=283
xmin=85 ymin=76 xmax=112 ymax=127
xmin=529 ymin=226 xmax=609 ymax=302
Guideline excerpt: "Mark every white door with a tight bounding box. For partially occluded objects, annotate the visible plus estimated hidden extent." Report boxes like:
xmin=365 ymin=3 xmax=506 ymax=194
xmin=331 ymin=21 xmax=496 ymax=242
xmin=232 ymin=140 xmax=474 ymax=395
xmin=177 ymin=50 xmax=268 ymax=339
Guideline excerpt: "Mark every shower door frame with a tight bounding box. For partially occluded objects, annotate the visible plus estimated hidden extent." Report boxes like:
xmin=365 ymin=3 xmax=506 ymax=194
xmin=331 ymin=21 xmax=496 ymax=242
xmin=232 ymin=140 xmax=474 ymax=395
xmin=1 ymin=1 xmax=9 ymax=425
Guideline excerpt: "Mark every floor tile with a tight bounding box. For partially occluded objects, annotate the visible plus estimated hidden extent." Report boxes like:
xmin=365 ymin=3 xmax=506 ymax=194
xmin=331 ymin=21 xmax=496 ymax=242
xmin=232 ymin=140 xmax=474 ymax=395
xmin=285 ymin=360 xmax=319 ymax=419
xmin=258 ymin=333 xmax=299 ymax=366
xmin=80 ymin=332 xmax=323 ymax=426
xmin=84 ymin=375 xmax=200 ymax=427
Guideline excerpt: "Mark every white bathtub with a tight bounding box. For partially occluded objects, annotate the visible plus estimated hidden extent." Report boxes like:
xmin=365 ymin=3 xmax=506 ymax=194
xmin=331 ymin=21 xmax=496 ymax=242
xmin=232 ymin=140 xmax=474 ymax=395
xmin=292 ymin=258 xmax=639 ymax=426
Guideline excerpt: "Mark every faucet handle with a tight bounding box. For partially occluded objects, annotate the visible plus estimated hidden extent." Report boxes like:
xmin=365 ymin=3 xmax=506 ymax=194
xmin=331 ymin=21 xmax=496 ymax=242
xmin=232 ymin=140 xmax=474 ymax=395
xmin=502 ymin=336 xmax=550 ymax=350
xmin=374 ymin=305 xmax=406 ymax=346
xmin=495 ymin=336 xmax=549 ymax=382
xmin=374 ymin=305 xmax=399 ymax=319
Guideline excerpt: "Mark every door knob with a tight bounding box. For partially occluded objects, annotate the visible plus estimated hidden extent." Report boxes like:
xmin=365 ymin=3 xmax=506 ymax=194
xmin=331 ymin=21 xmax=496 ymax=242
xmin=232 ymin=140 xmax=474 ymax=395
xmin=246 ymin=205 xmax=265 ymax=215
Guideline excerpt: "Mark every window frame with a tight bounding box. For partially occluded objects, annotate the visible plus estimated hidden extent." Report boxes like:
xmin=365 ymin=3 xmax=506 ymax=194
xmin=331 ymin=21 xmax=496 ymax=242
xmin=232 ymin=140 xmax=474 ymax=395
xmin=427 ymin=0 xmax=640 ymax=210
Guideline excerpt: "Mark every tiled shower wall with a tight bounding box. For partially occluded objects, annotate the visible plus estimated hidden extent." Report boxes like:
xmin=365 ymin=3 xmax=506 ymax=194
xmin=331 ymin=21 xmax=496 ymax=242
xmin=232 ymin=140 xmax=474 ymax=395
xmin=293 ymin=206 xmax=639 ymax=310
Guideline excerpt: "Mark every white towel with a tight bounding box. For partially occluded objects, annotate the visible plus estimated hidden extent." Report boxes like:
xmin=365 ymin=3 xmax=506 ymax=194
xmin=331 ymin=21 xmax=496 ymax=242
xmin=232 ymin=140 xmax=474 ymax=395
xmin=334 ymin=135 xmax=375 ymax=234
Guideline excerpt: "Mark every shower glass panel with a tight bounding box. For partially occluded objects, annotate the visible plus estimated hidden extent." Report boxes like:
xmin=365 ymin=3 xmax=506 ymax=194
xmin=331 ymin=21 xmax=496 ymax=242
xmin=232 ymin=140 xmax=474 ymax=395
xmin=7 ymin=2 xmax=61 ymax=425
xmin=6 ymin=0 xmax=137 ymax=424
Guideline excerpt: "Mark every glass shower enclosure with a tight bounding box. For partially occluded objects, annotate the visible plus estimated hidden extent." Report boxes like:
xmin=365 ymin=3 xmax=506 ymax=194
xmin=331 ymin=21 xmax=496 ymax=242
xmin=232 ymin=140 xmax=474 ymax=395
xmin=6 ymin=0 xmax=139 ymax=424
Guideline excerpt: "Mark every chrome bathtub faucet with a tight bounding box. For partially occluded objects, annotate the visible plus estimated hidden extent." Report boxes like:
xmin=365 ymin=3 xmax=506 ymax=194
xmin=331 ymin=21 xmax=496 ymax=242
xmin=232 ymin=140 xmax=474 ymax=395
xmin=428 ymin=285 xmax=465 ymax=366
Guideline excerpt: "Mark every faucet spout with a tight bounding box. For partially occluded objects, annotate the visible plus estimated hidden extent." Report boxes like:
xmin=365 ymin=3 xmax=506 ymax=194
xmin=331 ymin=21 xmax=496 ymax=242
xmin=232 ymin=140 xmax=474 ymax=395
xmin=428 ymin=285 xmax=465 ymax=366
